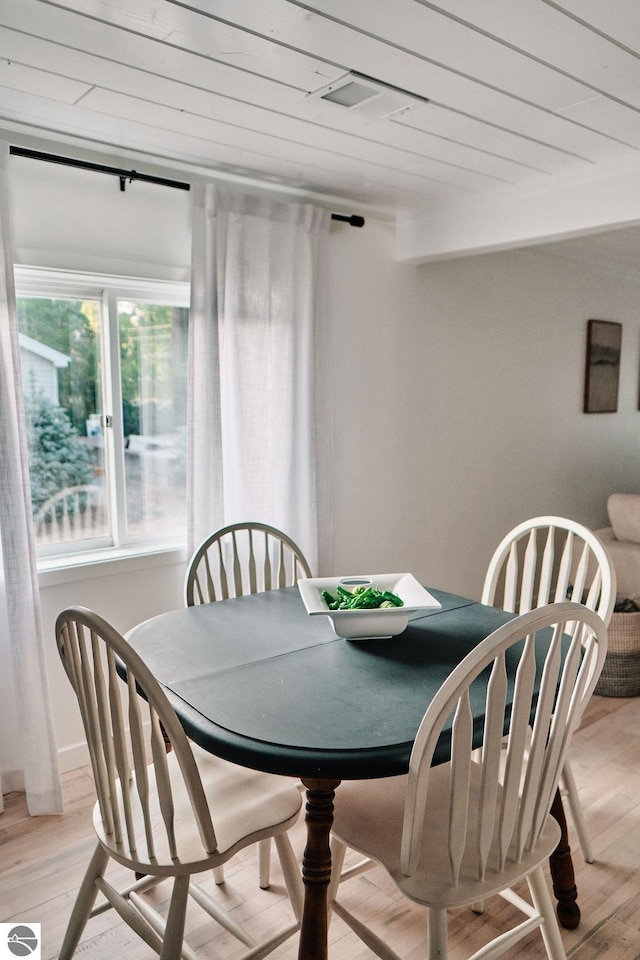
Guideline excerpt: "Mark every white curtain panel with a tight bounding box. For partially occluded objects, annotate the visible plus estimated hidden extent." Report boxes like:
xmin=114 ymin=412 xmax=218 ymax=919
xmin=0 ymin=142 xmax=62 ymax=814
xmin=188 ymin=185 xmax=329 ymax=570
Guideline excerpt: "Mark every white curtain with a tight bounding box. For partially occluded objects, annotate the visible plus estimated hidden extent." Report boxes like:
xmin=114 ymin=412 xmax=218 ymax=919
xmin=188 ymin=185 xmax=329 ymax=570
xmin=0 ymin=142 xmax=62 ymax=815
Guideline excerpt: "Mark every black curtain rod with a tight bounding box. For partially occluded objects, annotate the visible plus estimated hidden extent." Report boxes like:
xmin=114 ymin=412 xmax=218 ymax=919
xmin=9 ymin=146 xmax=364 ymax=225
xmin=10 ymin=145 xmax=190 ymax=192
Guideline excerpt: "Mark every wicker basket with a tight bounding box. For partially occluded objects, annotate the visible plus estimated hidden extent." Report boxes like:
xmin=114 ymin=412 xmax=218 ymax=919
xmin=595 ymin=610 xmax=640 ymax=697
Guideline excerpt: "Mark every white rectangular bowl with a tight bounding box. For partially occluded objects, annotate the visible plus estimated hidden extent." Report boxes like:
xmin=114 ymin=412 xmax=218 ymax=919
xmin=298 ymin=573 xmax=441 ymax=640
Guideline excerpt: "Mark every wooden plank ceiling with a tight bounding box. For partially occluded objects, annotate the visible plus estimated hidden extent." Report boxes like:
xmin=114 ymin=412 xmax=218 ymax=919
xmin=2 ymin=0 xmax=640 ymax=258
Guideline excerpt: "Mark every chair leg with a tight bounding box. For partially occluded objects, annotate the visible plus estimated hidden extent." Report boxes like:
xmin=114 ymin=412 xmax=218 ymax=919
xmin=560 ymin=759 xmax=594 ymax=863
xmin=274 ymin=832 xmax=304 ymax=924
xmin=258 ymin=838 xmax=272 ymax=889
xmin=215 ymin=839 xmax=273 ymax=888
xmin=159 ymin=875 xmax=190 ymax=960
xmin=331 ymin=897 xmax=404 ymax=960
xmin=427 ymin=907 xmax=448 ymax=960
xmin=327 ymin=836 xmax=346 ymax=911
xmin=527 ymin=865 xmax=568 ymax=960
xmin=58 ymin=842 xmax=109 ymax=960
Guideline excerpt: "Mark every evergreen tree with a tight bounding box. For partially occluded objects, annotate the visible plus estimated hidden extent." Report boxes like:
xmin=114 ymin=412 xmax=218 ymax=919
xmin=26 ymin=393 xmax=93 ymax=513
xmin=17 ymin=297 xmax=99 ymax=434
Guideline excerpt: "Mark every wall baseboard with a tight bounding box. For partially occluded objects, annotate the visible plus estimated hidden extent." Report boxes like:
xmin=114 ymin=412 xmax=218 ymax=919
xmin=58 ymin=741 xmax=91 ymax=774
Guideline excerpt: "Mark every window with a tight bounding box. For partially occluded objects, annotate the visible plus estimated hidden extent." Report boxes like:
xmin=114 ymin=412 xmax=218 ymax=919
xmin=16 ymin=267 xmax=189 ymax=558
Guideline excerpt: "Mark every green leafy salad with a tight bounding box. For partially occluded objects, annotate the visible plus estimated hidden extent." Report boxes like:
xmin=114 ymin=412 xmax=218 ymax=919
xmin=320 ymin=584 xmax=404 ymax=611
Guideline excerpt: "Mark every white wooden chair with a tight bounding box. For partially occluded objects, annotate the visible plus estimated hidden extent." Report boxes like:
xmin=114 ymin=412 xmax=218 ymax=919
xmin=55 ymin=606 xmax=304 ymax=960
xmin=481 ymin=516 xmax=616 ymax=863
xmin=184 ymin=522 xmax=312 ymax=606
xmin=185 ymin=521 xmax=312 ymax=888
xmin=329 ymin=602 xmax=608 ymax=960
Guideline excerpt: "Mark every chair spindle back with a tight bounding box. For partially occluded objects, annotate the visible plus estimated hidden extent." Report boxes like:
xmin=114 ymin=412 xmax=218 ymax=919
xmin=482 ymin=516 xmax=615 ymax=625
xmin=185 ymin=522 xmax=312 ymax=605
xmin=401 ymin=602 xmax=607 ymax=884
xmin=56 ymin=607 xmax=217 ymax=864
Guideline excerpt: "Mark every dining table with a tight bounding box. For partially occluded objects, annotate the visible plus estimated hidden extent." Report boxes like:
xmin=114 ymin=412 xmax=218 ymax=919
xmin=126 ymin=584 xmax=582 ymax=960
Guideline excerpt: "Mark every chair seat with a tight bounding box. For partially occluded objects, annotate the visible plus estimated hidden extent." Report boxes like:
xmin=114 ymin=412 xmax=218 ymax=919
xmin=332 ymin=762 xmax=560 ymax=909
xmin=94 ymin=744 xmax=302 ymax=875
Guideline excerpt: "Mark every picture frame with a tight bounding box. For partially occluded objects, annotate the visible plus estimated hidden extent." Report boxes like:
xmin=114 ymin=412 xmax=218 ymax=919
xmin=584 ymin=319 xmax=622 ymax=413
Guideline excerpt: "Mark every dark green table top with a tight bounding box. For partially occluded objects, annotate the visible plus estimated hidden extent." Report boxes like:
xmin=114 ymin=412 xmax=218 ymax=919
xmin=127 ymin=586 xmax=527 ymax=780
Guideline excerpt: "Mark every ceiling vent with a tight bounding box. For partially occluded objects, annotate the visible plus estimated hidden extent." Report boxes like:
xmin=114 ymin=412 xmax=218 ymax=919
xmin=306 ymin=71 xmax=426 ymax=120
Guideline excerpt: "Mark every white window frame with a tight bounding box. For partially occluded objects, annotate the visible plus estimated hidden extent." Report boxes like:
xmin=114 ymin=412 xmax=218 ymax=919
xmin=15 ymin=266 xmax=190 ymax=568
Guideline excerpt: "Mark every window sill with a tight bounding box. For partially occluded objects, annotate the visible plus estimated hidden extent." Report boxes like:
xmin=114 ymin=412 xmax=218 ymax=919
xmin=38 ymin=542 xmax=189 ymax=587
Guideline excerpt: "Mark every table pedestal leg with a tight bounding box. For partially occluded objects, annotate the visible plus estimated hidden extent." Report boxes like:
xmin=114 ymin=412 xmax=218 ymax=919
xmin=298 ymin=777 xmax=341 ymax=960
xmin=549 ymin=788 xmax=580 ymax=929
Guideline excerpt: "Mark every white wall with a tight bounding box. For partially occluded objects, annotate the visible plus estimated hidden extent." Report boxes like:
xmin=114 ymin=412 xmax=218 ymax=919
xmin=320 ymin=228 xmax=640 ymax=597
xmin=8 ymin=153 xmax=640 ymax=770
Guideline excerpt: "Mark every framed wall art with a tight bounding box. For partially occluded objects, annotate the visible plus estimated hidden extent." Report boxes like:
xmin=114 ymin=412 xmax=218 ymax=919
xmin=583 ymin=319 xmax=622 ymax=413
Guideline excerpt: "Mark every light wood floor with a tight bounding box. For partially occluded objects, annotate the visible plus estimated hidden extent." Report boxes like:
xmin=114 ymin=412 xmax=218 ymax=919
xmin=1 ymin=693 xmax=639 ymax=960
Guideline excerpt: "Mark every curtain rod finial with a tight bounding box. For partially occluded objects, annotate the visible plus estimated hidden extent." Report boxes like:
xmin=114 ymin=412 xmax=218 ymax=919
xmin=331 ymin=213 xmax=365 ymax=227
